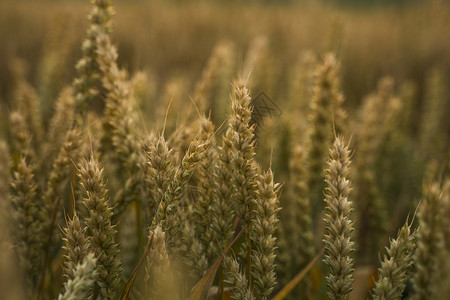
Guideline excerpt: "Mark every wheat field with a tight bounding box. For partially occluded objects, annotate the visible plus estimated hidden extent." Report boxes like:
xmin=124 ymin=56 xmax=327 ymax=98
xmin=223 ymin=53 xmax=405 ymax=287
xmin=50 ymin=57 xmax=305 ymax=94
xmin=0 ymin=0 xmax=449 ymax=300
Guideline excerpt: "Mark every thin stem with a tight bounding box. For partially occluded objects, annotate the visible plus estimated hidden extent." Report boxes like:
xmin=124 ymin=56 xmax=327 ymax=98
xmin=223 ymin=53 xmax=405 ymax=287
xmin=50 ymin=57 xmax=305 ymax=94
xmin=246 ymin=227 xmax=252 ymax=290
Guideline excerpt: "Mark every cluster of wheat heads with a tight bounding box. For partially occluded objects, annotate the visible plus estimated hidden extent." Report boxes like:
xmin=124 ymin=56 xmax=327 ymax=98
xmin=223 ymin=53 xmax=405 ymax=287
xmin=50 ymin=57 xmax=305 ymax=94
xmin=0 ymin=1 xmax=449 ymax=300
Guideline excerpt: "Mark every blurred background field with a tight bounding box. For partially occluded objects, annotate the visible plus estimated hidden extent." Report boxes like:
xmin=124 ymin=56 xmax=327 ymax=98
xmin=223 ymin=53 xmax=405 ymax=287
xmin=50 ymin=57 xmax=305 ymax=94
xmin=1 ymin=0 xmax=450 ymax=110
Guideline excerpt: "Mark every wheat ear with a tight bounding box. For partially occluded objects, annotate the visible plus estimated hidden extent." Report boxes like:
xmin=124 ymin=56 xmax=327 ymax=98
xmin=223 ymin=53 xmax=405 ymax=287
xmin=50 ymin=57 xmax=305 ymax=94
xmin=11 ymin=157 xmax=43 ymax=287
xmin=323 ymin=136 xmax=355 ymax=300
xmin=372 ymin=219 xmax=416 ymax=300
xmin=251 ymin=169 xmax=281 ymax=299
xmin=58 ymin=253 xmax=97 ymax=300
xmin=79 ymin=157 xmax=122 ymax=299
xmin=73 ymin=0 xmax=114 ymax=118
xmin=411 ymin=182 xmax=445 ymax=300
xmin=62 ymin=213 xmax=89 ymax=281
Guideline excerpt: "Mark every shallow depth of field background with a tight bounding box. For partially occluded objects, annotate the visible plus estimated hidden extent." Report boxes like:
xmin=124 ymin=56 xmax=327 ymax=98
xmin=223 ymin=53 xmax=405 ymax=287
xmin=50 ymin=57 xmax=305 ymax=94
xmin=1 ymin=0 xmax=450 ymax=109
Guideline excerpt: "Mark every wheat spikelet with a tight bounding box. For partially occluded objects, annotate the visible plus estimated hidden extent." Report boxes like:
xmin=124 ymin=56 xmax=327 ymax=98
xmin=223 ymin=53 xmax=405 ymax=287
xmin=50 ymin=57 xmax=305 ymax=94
xmin=354 ymin=77 xmax=394 ymax=263
xmin=73 ymin=0 xmax=114 ymax=117
xmin=419 ymin=67 xmax=449 ymax=161
xmin=42 ymin=86 xmax=75 ymax=170
xmin=41 ymin=128 xmax=82 ymax=259
xmin=251 ymin=169 xmax=280 ymax=299
xmin=411 ymin=182 xmax=445 ymax=300
xmin=154 ymin=76 xmax=187 ymax=135
xmin=439 ymin=179 xmax=450 ymax=296
xmin=95 ymin=31 xmax=131 ymax=155
xmin=191 ymin=41 xmax=231 ymax=115
xmin=225 ymin=81 xmax=259 ymax=290
xmin=79 ymin=156 xmax=122 ymax=299
xmin=118 ymin=204 xmax=139 ymax=278
xmin=0 ymin=189 xmax=26 ymax=300
xmin=177 ymin=117 xmax=217 ymax=280
xmin=279 ymin=145 xmax=315 ymax=283
xmin=12 ymin=72 xmax=44 ymax=154
xmin=215 ymin=81 xmax=262 ymax=296
xmin=372 ymin=219 xmax=416 ymax=300
xmin=241 ymin=36 xmax=268 ymax=87
xmin=228 ymin=82 xmax=258 ymax=224
xmin=0 ymin=141 xmax=26 ymax=298
xmin=189 ymin=117 xmax=217 ymax=260
xmin=61 ymin=213 xmax=89 ymax=281
xmin=145 ymin=135 xmax=175 ymax=225
xmin=145 ymin=226 xmax=177 ymax=300
xmin=211 ymin=40 xmax=236 ymax=124
xmin=288 ymin=50 xmax=317 ymax=136
xmin=10 ymin=157 xmax=43 ymax=287
xmin=9 ymin=111 xmax=37 ymax=164
xmin=442 ymin=179 xmax=450 ymax=250
xmin=224 ymin=256 xmax=255 ymax=300
xmin=95 ymin=32 xmax=148 ymax=217
xmin=180 ymin=207 xmax=209 ymax=281
xmin=0 ymin=141 xmax=10 ymax=209
xmin=305 ymin=53 xmax=346 ymax=221
xmin=164 ymin=136 xmax=209 ymax=256
xmin=147 ymin=131 xmax=210 ymax=291
xmin=398 ymin=81 xmax=417 ymax=136
xmin=37 ymin=17 xmax=76 ymax=115
xmin=58 ymin=253 xmax=97 ymax=300
xmin=210 ymin=121 xmax=236 ymax=252
xmin=323 ymin=136 xmax=354 ymax=300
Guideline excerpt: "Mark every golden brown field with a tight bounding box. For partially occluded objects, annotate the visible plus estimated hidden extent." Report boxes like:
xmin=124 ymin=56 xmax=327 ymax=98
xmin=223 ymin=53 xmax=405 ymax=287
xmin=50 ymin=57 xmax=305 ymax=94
xmin=0 ymin=0 xmax=449 ymax=299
